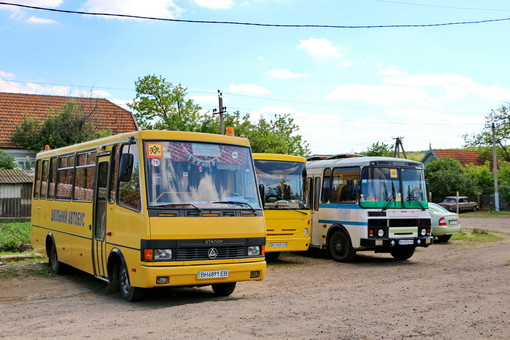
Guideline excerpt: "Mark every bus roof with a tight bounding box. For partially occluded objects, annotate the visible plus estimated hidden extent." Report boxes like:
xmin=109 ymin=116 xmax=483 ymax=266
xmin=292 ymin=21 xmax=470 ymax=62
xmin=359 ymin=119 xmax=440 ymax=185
xmin=36 ymin=130 xmax=251 ymax=158
xmin=306 ymin=156 xmax=423 ymax=170
xmin=253 ymin=153 xmax=306 ymax=163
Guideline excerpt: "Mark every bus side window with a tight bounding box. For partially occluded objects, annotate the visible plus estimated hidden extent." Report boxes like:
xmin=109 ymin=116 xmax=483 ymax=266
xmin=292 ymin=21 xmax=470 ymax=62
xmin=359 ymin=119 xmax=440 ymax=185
xmin=40 ymin=159 xmax=49 ymax=199
xmin=331 ymin=167 xmax=360 ymax=204
xmin=34 ymin=160 xmax=41 ymax=199
xmin=57 ymin=155 xmax=74 ymax=201
xmin=118 ymin=143 xmax=141 ymax=211
xmin=109 ymin=145 xmax=119 ymax=204
xmin=48 ymin=157 xmax=57 ymax=200
xmin=314 ymin=177 xmax=321 ymax=211
xmin=321 ymin=168 xmax=331 ymax=203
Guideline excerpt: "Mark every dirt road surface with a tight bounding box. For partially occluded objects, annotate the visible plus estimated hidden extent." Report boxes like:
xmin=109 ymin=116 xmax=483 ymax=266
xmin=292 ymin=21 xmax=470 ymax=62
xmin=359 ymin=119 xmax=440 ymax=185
xmin=1 ymin=216 xmax=509 ymax=339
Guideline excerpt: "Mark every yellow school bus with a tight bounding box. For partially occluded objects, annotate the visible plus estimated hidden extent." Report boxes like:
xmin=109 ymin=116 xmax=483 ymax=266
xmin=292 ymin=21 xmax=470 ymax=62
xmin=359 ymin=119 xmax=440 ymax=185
xmin=31 ymin=130 xmax=266 ymax=301
xmin=253 ymin=153 xmax=311 ymax=261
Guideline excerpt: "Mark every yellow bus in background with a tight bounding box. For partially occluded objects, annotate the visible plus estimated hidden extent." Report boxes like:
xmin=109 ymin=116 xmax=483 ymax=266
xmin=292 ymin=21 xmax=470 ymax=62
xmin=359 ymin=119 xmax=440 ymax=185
xmin=31 ymin=130 xmax=266 ymax=301
xmin=253 ymin=153 xmax=311 ymax=261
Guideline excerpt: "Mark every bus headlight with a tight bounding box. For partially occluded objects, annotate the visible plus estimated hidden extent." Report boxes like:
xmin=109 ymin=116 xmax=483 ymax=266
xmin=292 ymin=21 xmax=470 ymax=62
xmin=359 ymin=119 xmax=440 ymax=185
xmin=303 ymin=228 xmax=309 ymax=236
xmin=420 ymin=228 xmax=426 ymax=236
xmin=154 ymin=249 xmax=172 ymax=260
xmin=247 ymin=246 xmax=261 ymax=256
xmin=377 ymin=229 xmax=385 ymax=237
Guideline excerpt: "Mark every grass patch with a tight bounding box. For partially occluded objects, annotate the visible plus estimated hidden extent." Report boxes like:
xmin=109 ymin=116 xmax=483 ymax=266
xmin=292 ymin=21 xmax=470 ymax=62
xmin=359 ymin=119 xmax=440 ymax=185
xmin=0 ymin=220 xmax=31 ymax=252
xmin=451 ymin=229 xmax=503 ymax=243
xmin=0 ymin=263 xmax=52 ymax=280
xmin=461 ymin=210 xmax=510 ymax=218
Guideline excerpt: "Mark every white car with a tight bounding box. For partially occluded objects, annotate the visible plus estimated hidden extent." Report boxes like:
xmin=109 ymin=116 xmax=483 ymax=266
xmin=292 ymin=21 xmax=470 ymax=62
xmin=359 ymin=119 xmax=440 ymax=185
xmin=429 ymin=203 xmax=461 ymax=242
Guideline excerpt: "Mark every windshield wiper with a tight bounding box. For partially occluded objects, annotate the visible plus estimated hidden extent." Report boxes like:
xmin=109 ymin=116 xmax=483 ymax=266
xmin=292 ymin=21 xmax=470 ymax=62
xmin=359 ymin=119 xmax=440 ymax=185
xmin=151 ymin=203 xmax=202 ymax=211
xmin=406 ymin=194 xmax=427 ymax=211
xmin=382 ymin=181 xmax=396 ymax=211
xmin=212 ymin=201 xmax=257 ymax=213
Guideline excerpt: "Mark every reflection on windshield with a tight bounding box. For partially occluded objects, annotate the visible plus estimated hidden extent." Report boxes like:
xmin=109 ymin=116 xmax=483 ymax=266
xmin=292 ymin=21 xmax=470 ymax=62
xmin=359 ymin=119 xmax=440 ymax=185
xmin=360 ymin=167 xmax=427 ymax=209
xmin=254 ymin=160 xmax=308 ymax=209
xmin=146 ymin=141 xmax=260 ymax=209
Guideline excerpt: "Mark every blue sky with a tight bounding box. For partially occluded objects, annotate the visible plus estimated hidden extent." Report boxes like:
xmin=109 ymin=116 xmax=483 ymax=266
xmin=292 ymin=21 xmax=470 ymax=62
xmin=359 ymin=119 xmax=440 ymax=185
xmin=1 ymin=0 xmax=510 ymax=155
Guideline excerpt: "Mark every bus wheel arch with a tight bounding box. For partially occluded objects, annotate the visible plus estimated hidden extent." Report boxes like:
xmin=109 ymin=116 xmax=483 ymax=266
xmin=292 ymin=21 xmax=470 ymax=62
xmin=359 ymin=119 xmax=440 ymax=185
xmin=106 ymin=249 xmax=123 ymax=293
xmin=107 ymin=249 xmax=144 ymax=302
xmin=45 ymin=233 xmax=66 ymax=274
xmin=327 ymin=226 xmax=356 ymax=263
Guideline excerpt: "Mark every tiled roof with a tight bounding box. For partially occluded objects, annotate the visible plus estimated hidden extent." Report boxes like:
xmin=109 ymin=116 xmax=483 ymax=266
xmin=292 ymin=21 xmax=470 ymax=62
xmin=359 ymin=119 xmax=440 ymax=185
xmin=0 ymin=92 xmax=138 ymax=149
xmin=0 ymin=169 xmax=34 ymax=184
xmin=432 ymin=149 xmax=484 ymax=166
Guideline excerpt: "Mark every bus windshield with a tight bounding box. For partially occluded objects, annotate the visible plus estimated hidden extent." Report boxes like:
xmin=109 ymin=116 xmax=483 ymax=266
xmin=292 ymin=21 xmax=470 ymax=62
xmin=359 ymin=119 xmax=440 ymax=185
xmin=254 ymin=160 xmax=308 ymax=209
xmin=145 ymin=141 xmax=260 ymax=209
xmin=360 ymin=166 xmax=427 ymax=209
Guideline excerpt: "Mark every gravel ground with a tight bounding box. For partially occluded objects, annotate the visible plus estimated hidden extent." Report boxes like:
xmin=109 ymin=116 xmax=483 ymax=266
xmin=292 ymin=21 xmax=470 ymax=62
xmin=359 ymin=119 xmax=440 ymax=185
xmin=0 ymin=216 xmax=509 ymax=339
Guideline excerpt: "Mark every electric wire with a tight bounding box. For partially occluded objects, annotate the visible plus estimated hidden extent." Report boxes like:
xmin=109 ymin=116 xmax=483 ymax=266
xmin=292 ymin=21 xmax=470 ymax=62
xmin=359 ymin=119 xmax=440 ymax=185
xmin=1 ymin=1 xmax=510 ymax=28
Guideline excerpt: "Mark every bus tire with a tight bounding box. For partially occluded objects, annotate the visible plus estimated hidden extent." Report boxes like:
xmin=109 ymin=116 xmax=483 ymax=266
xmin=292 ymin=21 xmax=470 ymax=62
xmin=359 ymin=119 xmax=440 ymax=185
xmin=48 ymin=242 xmax=66 ymax=274
xmin=212 ymin=282 xmax=236 ymax=296
xmin=265 ymin=252 xmax=281 ymax=262
xmin=119 ymin=261 xmax=144 ymax=302
xmin=390 ymin=247 xmax=415 ymax=261
xmin=328 ymin=229 xmax=356 ymax=262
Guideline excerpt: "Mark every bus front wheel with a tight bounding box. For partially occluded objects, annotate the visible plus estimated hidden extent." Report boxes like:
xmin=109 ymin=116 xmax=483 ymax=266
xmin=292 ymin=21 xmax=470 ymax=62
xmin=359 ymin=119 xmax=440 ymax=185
xmin=328 ymin=230 xmax=356 ymax=262
xmin=390 ymin=247 xmax=415 ymax=261
xmin=49 ymin=242 xmax=66 ymax=274
xmin=212 ymin=282 xmax=236 ymax=296
xmin=119 ymin=261 xmax=144 ymax=302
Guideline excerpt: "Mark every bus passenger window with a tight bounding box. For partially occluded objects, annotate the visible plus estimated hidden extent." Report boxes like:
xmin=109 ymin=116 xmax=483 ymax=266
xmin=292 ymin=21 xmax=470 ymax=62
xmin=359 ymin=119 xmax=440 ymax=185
xmin=48 ymin=157 xmax=57 ymax=200
xmin=321 ymin=168 xmax=331 ymax=203
xmin=118 ymin=144 xmax=141 ymax=211
xmin=34 ymin=160 xmax=41 ymax=199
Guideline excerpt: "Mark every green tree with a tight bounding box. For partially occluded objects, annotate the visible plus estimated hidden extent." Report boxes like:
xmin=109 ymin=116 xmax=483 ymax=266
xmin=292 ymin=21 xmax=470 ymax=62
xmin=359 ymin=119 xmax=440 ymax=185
xmin=362 ymin=142 xmax=393 ymax=157
xmin=463 ymin=105 xmax=510 ymax=161
xmin=424 ymin=158 xmax=475 ymax=202
xmin=0 ymin=150 xmax=17 ymax=169
xmin=12 ymin=100 xmax=108 ymax=150
xmin=498 ymin=161 xmax=510 ymax=204
xmin=128 ymin=75 xmax=202 ymax=131
xmin=464 ymin=162 xmax=494 ymax=196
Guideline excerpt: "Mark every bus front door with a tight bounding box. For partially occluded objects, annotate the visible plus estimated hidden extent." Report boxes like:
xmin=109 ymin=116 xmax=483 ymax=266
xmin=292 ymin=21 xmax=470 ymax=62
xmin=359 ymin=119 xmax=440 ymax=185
xmin=92 ymin=158 xmax=109 ymax=278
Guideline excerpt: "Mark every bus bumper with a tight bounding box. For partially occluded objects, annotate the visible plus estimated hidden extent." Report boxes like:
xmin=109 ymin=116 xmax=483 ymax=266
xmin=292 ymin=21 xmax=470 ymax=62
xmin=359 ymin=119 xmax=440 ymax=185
xmin=360 ymin=236 xmax=432 ymax=249
xmin=136 ymin=261 xmax=266 ymax=288
xmin=266 ymin=237 xmax=310 ymax=253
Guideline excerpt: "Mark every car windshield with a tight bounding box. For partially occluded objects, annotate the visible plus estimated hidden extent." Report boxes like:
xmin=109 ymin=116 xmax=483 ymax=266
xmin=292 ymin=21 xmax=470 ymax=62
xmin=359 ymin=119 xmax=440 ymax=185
xmin=145 ymin=141 xmax=261 ymax=209
xmin=254 ymin=159 xmax=308 ymax=209
xmin=360 ymin=166 xmax=428 ymax=209
xmin=429 ymin=203 xmax=450 ymax=214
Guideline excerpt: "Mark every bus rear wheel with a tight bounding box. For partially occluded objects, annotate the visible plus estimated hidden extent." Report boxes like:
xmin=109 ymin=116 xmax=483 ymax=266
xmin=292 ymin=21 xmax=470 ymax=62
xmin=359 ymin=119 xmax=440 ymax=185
xmin=212 ymin=282 xmax=236 ymax=296
xmin=119 ymin=261 xmax=144 ymax=302
xmin=328 ymin=230 xmax=356 ymax=262
xmin=390 ymin=247 xmax=415 ymax=261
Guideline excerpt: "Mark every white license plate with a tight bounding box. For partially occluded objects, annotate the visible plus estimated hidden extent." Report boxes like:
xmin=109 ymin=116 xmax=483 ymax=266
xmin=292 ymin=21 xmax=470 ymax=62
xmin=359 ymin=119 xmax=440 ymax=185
xmin=450 ymin=221 xmax=458 ymax=225
xmin=269 ymin=242 xmax=288 ymax=248
xmin=398 ymin=239 xmax=414 ymax=245
xmin=197 ymin=270 xmax=229 ymax=279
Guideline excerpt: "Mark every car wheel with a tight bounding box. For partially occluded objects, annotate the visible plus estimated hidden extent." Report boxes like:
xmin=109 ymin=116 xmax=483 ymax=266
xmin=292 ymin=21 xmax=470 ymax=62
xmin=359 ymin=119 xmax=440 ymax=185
xmin=390 ymin=247 xmax=415 ymax=260
xmin=328 ymin=230 xmax=356 ymax=262
xmin=436 ymin=235 xmax=452 ymax=243
xmin=212 ymin=282 xmax=236 ymax=296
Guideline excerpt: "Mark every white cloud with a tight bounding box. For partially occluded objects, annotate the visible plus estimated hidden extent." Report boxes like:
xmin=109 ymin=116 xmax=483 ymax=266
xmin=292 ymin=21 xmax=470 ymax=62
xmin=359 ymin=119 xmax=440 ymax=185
xmin=379 ymin=65 xmax=408 ymax=76
xmin=193 ymin=0 xmax=234 ymax=9
xmin=1 ymin=0 xmax=63 ymax=22
xmin=228 ymin=84 xmax=270 ymax=95
xmin=297 ymin=38 xmax=341 ymax=58
xmin=0 ymin=78 xmax=112 ymax=99
xmin=266 ymin=69 xmax=308 ymax=80
xmin=26 ymin=16 xmax=57 ymax=24
xmin=326 ymin=84 xmax=428 ymax=106
xmin=81 ymin=0 xmax=182 ymax=19
xmin=0 ymin=71 xmax=15 ymax=78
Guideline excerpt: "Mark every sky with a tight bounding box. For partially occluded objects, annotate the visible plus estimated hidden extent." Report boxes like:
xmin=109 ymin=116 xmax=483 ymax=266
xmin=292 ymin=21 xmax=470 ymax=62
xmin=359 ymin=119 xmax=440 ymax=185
xmin=1 ymin=0 xmax=510 ymax=155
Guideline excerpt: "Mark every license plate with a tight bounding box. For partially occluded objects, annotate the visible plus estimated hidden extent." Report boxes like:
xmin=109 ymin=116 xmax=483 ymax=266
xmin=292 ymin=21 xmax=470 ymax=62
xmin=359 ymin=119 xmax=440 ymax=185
xmin=398 ymin=239 xmax=414 ymax=245
xmin=197 ymin=270 xmax=229 ymax=279
xmin=269 ymin=242 xmax=287 ymax=248
xmin=450 ymin=221 xmax=458 ymax=225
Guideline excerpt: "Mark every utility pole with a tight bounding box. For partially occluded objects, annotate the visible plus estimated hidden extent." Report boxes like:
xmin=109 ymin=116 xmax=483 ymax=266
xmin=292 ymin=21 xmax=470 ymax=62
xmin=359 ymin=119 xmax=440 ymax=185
xmin=212 ymin=90 xmax=227 ymax=135
xmin=491 ymin=122 xmax=500 ymax=211
xmin=393 ymin=136 xmax=407 ymax=159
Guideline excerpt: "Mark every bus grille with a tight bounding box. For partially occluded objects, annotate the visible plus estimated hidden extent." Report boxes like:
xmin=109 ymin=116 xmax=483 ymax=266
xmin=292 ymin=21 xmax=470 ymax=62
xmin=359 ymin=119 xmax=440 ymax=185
xmin=174 ymin=246 xmax=247 ymax=261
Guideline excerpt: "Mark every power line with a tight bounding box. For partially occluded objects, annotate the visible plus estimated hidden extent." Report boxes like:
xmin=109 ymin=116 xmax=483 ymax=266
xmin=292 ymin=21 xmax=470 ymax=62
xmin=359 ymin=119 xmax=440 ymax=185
xmin=1 ymin=1 xmax=510 ymax=28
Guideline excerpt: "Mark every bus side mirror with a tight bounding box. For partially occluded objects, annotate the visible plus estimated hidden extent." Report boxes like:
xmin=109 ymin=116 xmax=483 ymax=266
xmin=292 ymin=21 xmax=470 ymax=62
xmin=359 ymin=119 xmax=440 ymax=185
xmin=119 ymin=153 xmax=134 ymax=182
xmin=258 ymin=184 xmax=265 ymax=206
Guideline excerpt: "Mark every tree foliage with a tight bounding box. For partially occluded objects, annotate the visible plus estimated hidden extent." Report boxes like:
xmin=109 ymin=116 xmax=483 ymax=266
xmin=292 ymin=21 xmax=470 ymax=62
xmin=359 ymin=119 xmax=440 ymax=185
xmin=11 ymin=100 xmax=108 ymax=151
xmin=129 ymin=75 xmax=310 ymax=156
xmin=0 ymin=150 xmax=17 ymax=169
xmin=362 ymin=142 xmax=393 ymax=157
xmin=424 ymin=158 xmax=475 ymax=202
xmin=464 ymin=162 xmax=494 ymax=196
xmin=463 ymin=105 xmax=510 ymax=162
